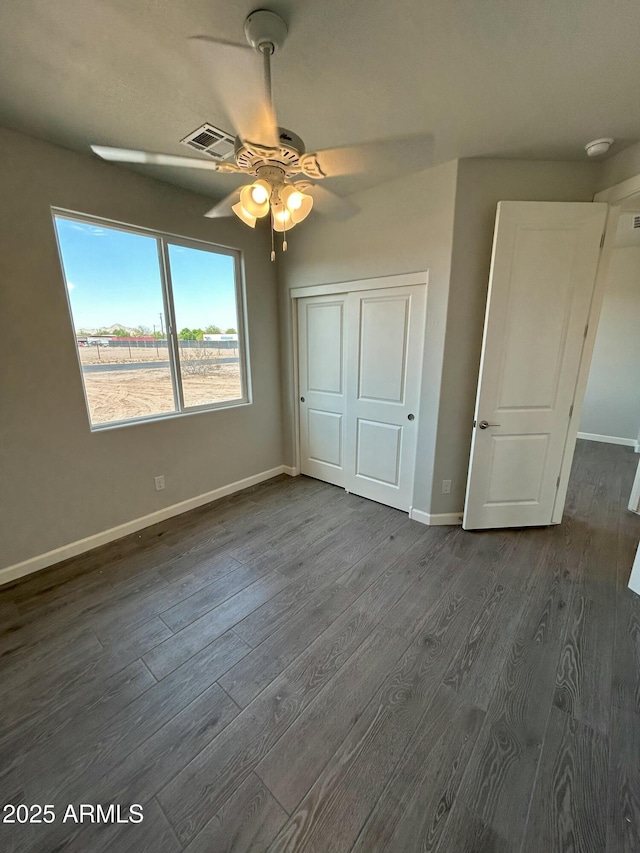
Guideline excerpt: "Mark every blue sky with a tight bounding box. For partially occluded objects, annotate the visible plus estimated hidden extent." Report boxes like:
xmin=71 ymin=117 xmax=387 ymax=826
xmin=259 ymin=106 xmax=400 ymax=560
xmin=54 ymin=216 xmax=239 ymax=332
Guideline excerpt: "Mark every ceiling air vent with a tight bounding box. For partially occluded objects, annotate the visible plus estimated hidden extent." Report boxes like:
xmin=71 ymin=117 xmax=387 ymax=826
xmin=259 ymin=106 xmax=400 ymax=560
xmin=633 ymin=215 xmax=640 ymax=230
xmin=180 ymin=123 xmax=235 ymax=161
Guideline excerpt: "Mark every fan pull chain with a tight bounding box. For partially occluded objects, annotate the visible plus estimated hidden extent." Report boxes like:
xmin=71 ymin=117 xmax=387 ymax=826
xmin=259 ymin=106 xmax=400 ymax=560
xmin=282 ymin=220 xmax=288 ymax=252
xmin=270 ymin=211 xmax=276 ymax=262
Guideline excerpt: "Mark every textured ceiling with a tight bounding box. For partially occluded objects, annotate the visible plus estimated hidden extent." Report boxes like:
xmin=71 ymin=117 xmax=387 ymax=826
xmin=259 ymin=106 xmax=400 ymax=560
xmin=1 ymin=0 xmax=640 ymax=203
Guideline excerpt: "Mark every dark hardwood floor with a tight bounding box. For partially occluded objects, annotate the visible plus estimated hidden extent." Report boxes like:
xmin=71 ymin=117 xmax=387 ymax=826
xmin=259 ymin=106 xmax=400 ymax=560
xmin=1 ymin=440 xmax=639 ymax=852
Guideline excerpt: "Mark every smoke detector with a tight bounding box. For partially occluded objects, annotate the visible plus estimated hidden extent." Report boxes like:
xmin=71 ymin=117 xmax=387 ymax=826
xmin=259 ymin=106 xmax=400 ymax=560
xmin=585 ymin=138 xmax=614 ymax=157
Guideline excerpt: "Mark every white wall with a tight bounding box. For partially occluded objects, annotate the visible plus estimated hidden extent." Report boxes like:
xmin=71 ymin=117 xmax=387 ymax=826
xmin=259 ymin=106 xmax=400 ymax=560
xmin=0 ymin=127 xmax=284 ymax=573
xmin=580 ymin=247 xmax=640 ymax=442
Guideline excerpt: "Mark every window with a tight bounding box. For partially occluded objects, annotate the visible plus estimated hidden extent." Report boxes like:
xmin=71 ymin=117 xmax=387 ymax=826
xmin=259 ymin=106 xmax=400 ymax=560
xmin=52 ymin=211 xmax=248 ymax=429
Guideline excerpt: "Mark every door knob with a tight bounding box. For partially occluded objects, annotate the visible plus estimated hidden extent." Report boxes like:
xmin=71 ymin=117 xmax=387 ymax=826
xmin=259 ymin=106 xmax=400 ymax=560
xmin=300 ymin=396 xmax=305 ymax=403
xmin=407 ymin=413 xmax=415 ymax=421
xmin=478 ymin=420 xmax=500 ymax=429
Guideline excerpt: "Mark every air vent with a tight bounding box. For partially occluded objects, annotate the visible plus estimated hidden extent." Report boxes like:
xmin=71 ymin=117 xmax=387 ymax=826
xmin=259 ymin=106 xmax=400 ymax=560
xmin=180 ymin=123 xmax=235 ymax=161
xmin=633 ymin=215 xmax=640 ymax=230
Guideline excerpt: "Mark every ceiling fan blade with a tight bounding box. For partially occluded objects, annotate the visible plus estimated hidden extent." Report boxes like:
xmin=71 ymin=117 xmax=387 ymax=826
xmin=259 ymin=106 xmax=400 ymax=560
xmin=203 ymin=188 xmax=242 ymax=218
xmin=305 ymin=133 xmax=434 ymax=179
xmin=189 ymin=36 xmax=279 ymax=149
xmin=296 ymin=183 xmax=359 ymax=220
xmin=90 ymin=145 xmax=241 ymax=172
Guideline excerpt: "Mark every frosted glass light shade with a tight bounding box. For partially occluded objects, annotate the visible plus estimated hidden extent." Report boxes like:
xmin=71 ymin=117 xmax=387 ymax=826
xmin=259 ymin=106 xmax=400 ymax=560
xmin=240 ymin=180 xmax=271 ymax=217
xmin=280 ymin=184 xmax=313 ymax=224
xmin=271 ymin=203 xmax=296 ymax=233
xmin=291 ymin=193 xmax=313 ymax=224
xmin=280 ymin=184 xmax=303 ymax=212
xmin=232 ymin=201 xmax=257 ymax=228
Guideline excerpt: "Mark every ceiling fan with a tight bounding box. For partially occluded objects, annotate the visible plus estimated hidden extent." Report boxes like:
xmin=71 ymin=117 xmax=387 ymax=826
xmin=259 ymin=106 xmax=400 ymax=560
xmin=91 ymin=9 xmax=430 ymax=258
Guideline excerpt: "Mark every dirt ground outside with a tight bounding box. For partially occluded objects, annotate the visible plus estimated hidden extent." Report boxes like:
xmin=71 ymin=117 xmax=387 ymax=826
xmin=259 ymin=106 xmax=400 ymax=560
xmin=82 ymin=363 xmax=243 ymax=424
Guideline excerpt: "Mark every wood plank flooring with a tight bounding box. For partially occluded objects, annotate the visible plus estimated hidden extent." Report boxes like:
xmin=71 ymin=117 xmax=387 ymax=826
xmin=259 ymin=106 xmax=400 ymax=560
xmin=0 ymin=440 xmax=639 ymax=852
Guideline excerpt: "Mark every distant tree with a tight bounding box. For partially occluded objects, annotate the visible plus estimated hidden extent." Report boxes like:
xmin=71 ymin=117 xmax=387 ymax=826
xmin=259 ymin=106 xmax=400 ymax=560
xmin=204 ymin=324 xmax=222 ymax=334
xmin=225 ymin=327 xmax=237 ymax=334
xmin=133 ymin=325 xmax=151 ymax=336
xmin=112 ymin=328 xmax=129 ymax=337
xmin=194 ymin=329 xmax=204 ymax=341
xmin=179 ymin=328 xmax=197 ymax=340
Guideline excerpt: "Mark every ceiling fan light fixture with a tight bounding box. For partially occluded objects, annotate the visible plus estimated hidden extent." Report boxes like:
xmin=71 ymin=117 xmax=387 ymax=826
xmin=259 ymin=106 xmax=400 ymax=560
xmin=240 ymin=180 xmax=271 ymax=217
xmin=232 ymin=200 xmax=257 ymax=228
xmin=291 ymin=192 xmax=313 ymax=224
xmin=280 ymin=184 xmax=303 ymax=212
xmin=272 ymin=203 xmax=294 ymax=232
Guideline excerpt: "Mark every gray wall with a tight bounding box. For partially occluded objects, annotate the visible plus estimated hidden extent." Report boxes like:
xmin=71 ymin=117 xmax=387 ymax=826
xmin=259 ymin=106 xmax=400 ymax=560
xmin=437 ymin=158 xmax=599 ymax=513
xmin=0 ymin=128 xmax=283 ymax=571
xmin=597 ymin=140 xmax=640 ymax=191
xmin=280 ymin=157 xmax=598 ymax=516
xmin=278 ymin=161 xmax=459 ymax=518
xmin=580 ymin=247 xmax=640 ymax=441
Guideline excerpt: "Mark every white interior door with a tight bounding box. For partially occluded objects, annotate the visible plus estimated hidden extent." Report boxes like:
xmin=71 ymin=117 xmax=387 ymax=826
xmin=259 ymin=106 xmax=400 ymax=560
xmin=345 ymin=286 xmax=425 ymax=510
xmin=298 ymin=284 xmax=426 ymax=512
xmin=464 ymin=201 xmax=607 ymax=530
xmin=298 ymin=294 xmax=347 ymax=487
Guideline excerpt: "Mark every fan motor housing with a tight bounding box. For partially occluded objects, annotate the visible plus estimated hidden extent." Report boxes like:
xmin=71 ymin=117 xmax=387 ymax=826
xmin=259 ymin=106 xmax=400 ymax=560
xmin=234 ymin=127 xmax=306 ymax=176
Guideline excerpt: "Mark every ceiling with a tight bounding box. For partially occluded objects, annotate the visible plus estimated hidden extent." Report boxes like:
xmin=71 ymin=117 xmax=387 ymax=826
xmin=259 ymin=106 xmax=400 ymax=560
xmin=1 ymin=0 xmax=640 ymax=203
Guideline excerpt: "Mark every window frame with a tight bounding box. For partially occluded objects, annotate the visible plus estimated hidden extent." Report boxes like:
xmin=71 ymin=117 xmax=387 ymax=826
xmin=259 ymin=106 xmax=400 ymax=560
xmin=52 ymin=207 xmax=251 ymax=431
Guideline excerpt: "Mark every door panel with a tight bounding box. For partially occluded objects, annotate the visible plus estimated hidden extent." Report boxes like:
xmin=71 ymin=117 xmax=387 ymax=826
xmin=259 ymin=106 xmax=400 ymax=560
xmin=355 ymin=420 xmax=402 ymax=486
xmin=464 ymin=201 xmax=607 ymax=530
xmin=298 ymin=295 xmax=347 ymax=487
xmin=306 ymin=302 xmax=344 ymax=394
xmin=307 ymin=409 xmax=343 ymax=467
xmin=358 ymin=296 xmax=409 ymax=402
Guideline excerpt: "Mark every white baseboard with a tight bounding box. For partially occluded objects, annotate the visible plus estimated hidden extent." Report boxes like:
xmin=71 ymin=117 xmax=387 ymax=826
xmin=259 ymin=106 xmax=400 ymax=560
xmin=283 ymin=466 xmax=300 ymax=476
xmin=577 ymin=432 xmax=637 ymax=447
xmin=410 ymin=508 xmax=463 ymax=526
xmin=0 ymin=466 xmax=286 ymax=588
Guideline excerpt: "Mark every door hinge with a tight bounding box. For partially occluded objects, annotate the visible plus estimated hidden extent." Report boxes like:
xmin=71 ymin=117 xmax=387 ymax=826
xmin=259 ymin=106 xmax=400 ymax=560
xmin=600 ymin=232 xmax=605 ymax=248
xmin=556 ymin=475 xmax=561 ymax=489
xmin=569 ymin=404 xmax=573 ymax=419
xmin=583 ymin=323 xmax=589 ymax=339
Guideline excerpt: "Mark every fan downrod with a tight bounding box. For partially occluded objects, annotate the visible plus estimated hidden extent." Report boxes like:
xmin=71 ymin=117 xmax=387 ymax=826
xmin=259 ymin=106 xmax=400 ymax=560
xmin=244 ymin=9 xmax=288 ymax=53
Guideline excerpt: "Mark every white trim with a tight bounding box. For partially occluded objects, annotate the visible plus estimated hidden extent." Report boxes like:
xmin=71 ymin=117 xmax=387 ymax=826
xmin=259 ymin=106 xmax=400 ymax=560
xmin=0 ymin=466 xmax=286 ymax=587
xmin=290 ymin=270 xmax=428 ymax=300
xmin=577 ymin=432 xmax=638 ymax=447
xmin=410 ymin=508 xmax=463 ymax=526
xmin=629 ymin=544 xmax=640 ymax=596
xmin=283 ymin=466 xmax=300 ymax=476
xmin=594 ymin=173 xmax=640 ymax=204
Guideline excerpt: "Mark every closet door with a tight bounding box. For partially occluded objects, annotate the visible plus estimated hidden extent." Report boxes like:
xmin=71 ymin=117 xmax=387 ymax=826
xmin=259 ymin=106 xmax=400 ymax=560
xmin=345 ymin=285 xmax=426 ymax=511
xmin=298 ymin=284 xmax=426 ymax=512
xmin=298 ymin=294 xmax=347 ymax=487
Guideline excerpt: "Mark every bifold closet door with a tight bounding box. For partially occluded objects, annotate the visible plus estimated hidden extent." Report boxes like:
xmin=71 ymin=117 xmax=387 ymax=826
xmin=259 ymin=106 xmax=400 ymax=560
xmin=298 ymin=284 xmax=426 ymax=511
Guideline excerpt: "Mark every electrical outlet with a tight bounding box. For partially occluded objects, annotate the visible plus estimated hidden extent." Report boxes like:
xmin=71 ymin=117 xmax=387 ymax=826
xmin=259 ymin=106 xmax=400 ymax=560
xmin=442 ymin=479 xmax=452 ymax=494
xmin=154 ymin=475 xmax=165 ymax=491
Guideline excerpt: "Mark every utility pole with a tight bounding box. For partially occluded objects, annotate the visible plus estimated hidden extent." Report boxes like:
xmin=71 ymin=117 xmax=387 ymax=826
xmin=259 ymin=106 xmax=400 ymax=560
xmin=159 ymin=313 xmax=165 ymax=337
